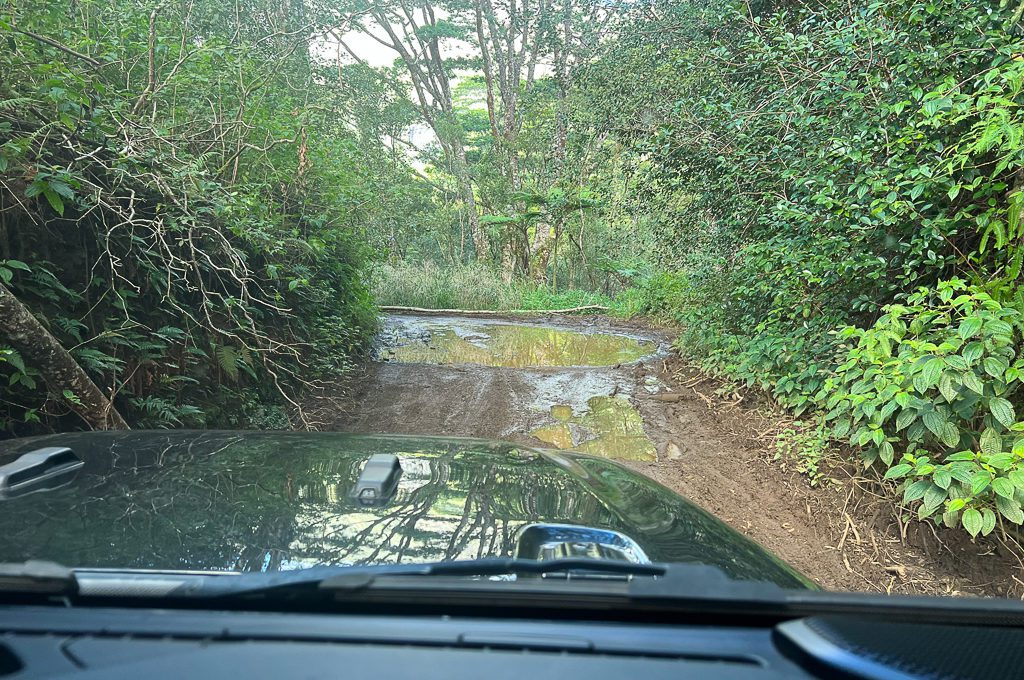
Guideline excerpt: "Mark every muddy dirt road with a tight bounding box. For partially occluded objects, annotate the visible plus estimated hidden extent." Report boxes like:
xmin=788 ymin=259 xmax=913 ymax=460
xmin=332 ymin=313 xmax=1018 ymax=595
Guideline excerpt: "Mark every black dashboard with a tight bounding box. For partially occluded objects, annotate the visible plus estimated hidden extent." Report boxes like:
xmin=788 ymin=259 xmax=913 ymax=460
xmin=1 ymin=604 xmax=1020 ymax=679
xmin=0 ymin=605 xmax=802 ymax=679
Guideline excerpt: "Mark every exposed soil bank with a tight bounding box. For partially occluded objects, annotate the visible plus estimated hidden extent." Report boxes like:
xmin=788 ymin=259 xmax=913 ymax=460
xmin=331 ymin=313 xmax=1022 ymax=596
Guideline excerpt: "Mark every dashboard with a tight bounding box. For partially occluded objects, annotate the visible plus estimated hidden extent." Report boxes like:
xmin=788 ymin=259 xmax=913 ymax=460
xmin=1 ymin=603 xmax=1019 ymax=679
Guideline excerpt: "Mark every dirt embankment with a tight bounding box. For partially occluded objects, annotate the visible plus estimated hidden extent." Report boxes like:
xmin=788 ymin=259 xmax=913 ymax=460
xmin=331 ymin=313 xmax=1023 ymax=596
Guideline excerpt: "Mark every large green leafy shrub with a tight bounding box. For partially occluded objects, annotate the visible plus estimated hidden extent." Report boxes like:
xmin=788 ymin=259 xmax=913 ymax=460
xmin=824 ymin=280 xmax=1024 ymax=536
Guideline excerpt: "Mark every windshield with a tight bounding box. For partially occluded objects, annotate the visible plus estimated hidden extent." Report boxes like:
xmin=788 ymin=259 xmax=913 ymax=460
xmin=0 ymin=0 xmax=1021 ymax=602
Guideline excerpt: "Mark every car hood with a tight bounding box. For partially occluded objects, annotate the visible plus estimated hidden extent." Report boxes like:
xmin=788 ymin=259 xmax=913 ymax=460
xmin=0 ymin=431 xmax=811 ymax=588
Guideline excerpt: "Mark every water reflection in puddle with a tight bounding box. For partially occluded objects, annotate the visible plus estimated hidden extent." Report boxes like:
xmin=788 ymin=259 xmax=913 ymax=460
xmin=378 ymin=317 xmax=656 ymax=368
xmin=531 ymin=396 xmax=656 ymax=461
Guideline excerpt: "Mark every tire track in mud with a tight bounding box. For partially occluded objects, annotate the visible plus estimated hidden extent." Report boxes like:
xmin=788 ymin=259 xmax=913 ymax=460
xmin=331 ymin=313 xmax=1016 ymax=596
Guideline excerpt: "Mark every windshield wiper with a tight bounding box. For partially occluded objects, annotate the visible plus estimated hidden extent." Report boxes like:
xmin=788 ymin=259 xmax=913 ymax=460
xmin=190 ymin=561 xmax=1024 ymax=627
xmin=0 ymin=560 xmax=78 ymax=595
xmin=186 ymin=557 xmax=668 ymax=599
xmin=12 ymin=560 xmax=1024 ymax=629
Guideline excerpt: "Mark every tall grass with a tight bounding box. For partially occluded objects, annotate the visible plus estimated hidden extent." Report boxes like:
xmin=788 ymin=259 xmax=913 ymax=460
xmin=370 ymin=262 xmax=615 ymax=311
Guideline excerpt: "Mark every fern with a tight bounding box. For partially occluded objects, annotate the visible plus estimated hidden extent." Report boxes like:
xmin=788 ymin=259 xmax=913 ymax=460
xmin=128 ymin=396 xmax=204 ymax=428
xmin=214 ymin=344 xmax=239 ymax=381
xmin=72 ymin=347 xmax=123 ymax=372
xmin=0 ymin=97 xmax=35 ymax=112
xmin=54 ymin=316 xmax=88 ymax=342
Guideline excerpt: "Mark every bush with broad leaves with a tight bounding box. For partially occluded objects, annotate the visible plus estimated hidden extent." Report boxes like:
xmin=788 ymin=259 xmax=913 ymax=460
xmin=822 ymin=279 xmax=1024 ymax=537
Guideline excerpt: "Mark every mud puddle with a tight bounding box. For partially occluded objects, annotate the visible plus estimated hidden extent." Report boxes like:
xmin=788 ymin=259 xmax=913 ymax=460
xmin=531 ymin=396 xmax=656 ymax=461
xmin=375 ymin=315 xmax=656 ymax=368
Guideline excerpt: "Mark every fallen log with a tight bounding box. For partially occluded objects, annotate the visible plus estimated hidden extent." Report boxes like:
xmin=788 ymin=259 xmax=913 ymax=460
xmin=378 ymin=304 xmax=609 ymax=316
xmin=0 ymin=282 xmax=129 ymax=430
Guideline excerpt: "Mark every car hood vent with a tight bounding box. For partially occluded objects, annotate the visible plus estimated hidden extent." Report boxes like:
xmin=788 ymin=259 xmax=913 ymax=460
xmin=350 ymin=454 xmax=403 ymax=507
xmin=514 ymin=524 xmax=650 ymax=566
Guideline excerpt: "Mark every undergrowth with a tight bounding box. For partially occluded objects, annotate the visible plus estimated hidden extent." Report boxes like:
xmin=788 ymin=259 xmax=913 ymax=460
xmin=774 ymin=420 xmax=835 ymax=488
xmin=371 ymin=262 xmax=615 ymax=312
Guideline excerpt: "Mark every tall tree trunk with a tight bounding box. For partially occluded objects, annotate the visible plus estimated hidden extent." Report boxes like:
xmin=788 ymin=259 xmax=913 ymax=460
xmin=450 ymin=141 xmax=488 ymax=261
xmin=529 ymin=222 xmax=553 ymax=283
xmin=475 ymin=5 xmax=502 ymax=147
xmin=0 ymin=283 xmax=129 ymax=430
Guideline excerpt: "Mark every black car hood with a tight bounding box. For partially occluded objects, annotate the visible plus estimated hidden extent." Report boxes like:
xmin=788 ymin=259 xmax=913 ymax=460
xmin=0 ymin=431 xmax=811 ymax=588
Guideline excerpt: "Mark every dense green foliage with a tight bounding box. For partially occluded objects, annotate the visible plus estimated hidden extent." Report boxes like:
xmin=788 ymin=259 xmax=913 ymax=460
xmin=572 ymin=0 xmax=1024 ymax=536
xmin=0 ymin=0 xmax=405 ymax=433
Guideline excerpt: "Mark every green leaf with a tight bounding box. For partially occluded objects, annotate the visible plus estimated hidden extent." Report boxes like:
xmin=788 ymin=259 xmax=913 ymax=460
xmin=895 ymin=408 xmax=917 ymax=431
xmin=989 ymin=397 xmax=1015 ymax=428
xmin=981 ymin=508 xmax=997 ymax=536
xmin=879 ymin=440 xmax=894 ymax=466
xmin=42 ymin=188 xmax=64 ymax=216
xmin=988 ymin=319 xmax=1014 ymax=339
xmin=938 ymin=372 xmax=958 ymax=402
xmin=2 ymin=260 xmax=30 ymax=272
xmin=831 ymin=418 xmax=851 ymax=439
xmin=933 ymin=468 xmax=951 ymax=489
xmin=885 ymin=463 xmax=913 ymax=479
xmin=960 ymin=372 xmax=985 ymax=395
xmin=903 ymin=480 xmax=931 ymax=502
xmin=920 ymin=357 xmax=943 ymax=389
xmin=940 ymin=422 xmax=960 ymax=448
xmin=962 ymin=508 xmax=983 ymax=537
xmin=958 ymin=317 xmax=982 ymax=340
xmin=962 ymin=342 xmax=984 ymax=364
xmin=3 ymin=349 xmax=26 ymax=373
xmin=923 ymin=483 xmax=946 ymax=510
xmin=48 ymin=179 xmax=73 ymax=199
xmin=984 ymin=356 xmax=1008 ymax=379
xmin=980 ymin=427 xmax=1003 ymax=456
xmin=907 ymin=420 xmax=926 ymax=443
xmin=927 ymin=98 xmax=953 ymax=117
xmin=1009 ymin=469 xmax=1024 ymax=490
xmin=996 ymin=495 xmax=1024 ymax=525
xmin=918 ymin=500 xmax=938 ymax=520
xmin=922 ymin=410 xmax=945 ymax=437
xmin=986 ymin=453 xmax=1014 ymax=470
xmin=947 ymin=498 xmax=967 ymax=513
xmin=970 ymin=471 xmax=991 ymax=495
xmin=946 ymin=355 xmax=969 ymax=371
xmin=214 ymin=345 xmax=239 ymax=381
xmin=993 ymin=477 xmax=1015 ymax=499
